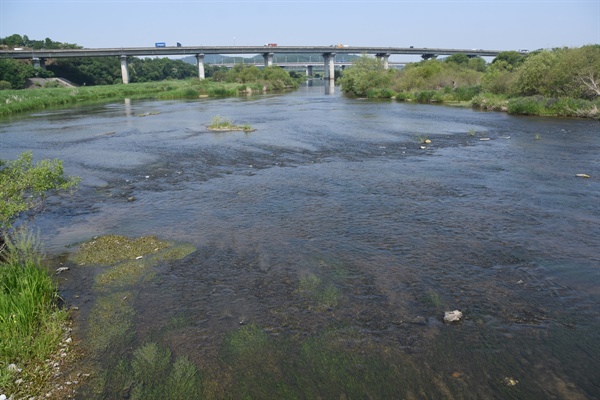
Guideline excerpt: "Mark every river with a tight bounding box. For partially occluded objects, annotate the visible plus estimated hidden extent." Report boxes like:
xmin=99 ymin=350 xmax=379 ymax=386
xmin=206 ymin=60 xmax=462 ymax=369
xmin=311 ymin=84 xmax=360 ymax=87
xmin=1 ymin=82 xmax=599 ymax=399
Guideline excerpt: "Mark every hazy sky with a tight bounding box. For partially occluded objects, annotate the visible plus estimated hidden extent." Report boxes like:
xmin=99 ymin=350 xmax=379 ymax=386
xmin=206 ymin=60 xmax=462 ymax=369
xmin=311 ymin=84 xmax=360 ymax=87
xmin=1 ymin=0 xmax=598 ymax=55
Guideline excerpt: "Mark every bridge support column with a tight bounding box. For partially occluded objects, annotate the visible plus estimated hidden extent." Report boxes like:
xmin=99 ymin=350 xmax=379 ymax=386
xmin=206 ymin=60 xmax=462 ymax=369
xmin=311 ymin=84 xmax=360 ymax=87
xmin=323 ymin=53 xmax=335 ymax=81
xmin=196 ymin=53 xmax=205 ymax=80
xmin=306 ymin=65 xmax=313 ymax=76
xmin=32 ymin=57 xmax=46 ymax=69
xmin=263 ymin=53 xmax=274 ymax=67
xmin=120 ymin=55 xmax=130 ymax=84
xmin=376 ymin=53 xmax=390 ymax=69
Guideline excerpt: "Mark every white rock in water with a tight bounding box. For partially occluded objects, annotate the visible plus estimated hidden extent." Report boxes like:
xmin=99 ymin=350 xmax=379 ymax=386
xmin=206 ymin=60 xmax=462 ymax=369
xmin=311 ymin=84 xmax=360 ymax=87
xmin=444 ymin=310 xmax=463 ymax=323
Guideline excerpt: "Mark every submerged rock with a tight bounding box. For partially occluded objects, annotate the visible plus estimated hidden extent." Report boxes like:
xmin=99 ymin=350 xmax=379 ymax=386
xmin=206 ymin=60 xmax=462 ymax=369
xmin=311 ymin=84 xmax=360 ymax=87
xmin=444 ymin=310 xmax=463 ymax=323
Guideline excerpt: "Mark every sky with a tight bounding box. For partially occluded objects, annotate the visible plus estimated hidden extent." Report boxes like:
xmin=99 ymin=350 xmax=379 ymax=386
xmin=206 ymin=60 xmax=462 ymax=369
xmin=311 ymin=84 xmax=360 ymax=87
xmin=1 ymin=0 xmax=598 ymax=62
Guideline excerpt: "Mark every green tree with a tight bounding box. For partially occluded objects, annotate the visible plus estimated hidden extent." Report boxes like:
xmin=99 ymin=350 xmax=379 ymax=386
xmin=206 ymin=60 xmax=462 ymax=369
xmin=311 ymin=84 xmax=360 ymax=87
xmin=513 ymin=49 xmax=559 ymax=96
xmin=262 ymin=65 xmax=294 ymax=89
xmin=481 ymin=60 xmax=517 ymax=94
xmin=0 ymin=152 xmax=79 ymax=235
xmin=492 ymin=51 xmax=526 ymax=69
xmin=0 ymin=59 xmax=53 ymax=89
xmin=445 ymin=53 xmax=470 ymax=66
xmin=557 ymin=45 xmax=600 ymax=99
xmin=339 ymin=55 xmax=393 ymax=96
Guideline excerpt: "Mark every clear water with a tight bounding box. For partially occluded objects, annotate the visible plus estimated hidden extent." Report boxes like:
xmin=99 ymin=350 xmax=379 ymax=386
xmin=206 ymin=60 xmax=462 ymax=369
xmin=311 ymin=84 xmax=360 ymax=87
xmin=1 ymin=83 xmax=599 ymax=399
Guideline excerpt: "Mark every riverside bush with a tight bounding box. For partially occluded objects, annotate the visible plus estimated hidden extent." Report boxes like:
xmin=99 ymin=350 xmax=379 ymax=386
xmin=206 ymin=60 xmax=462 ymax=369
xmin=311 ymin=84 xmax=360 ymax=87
xmin=366 ymin=88 xmax=396 ymax=98
xmin=0 ymin=152 xmax=80 ymax=233
xmin=454 ymin=85 xmax=482 ymax=101
xmin=471 ymin=93 xmax=509 ymax=111
xmin=414 ymin=90 xmax=445 ymax=103
xmin=507 ymin=96 xmax=546 ymax=115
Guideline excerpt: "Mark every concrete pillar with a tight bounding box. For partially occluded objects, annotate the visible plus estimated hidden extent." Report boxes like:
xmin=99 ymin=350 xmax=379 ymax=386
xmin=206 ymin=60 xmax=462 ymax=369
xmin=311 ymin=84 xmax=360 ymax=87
xmin=32 ymin=57 xmax=46 ymax=69
xmin=120 ymin=55 xmax=130 ymax=84
xmin=263 ymin=52 xmax=274 ymax=67
xmin=323 ymin=52 xmax=335 ymax=81
xmin=196 ymin=53 xmax=205 ymax=80
xmin=376 ymin=53 xmax=390 ymax=70
xmin=306 ymin=65 xmax=313 ymax=76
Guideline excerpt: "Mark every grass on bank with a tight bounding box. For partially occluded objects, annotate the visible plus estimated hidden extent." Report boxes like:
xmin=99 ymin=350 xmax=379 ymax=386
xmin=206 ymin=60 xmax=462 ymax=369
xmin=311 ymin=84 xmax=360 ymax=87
xmin=0 ymin=79 xmax=290 ymax=118
xmin=0 ymin=229 xmax=69 ymax=398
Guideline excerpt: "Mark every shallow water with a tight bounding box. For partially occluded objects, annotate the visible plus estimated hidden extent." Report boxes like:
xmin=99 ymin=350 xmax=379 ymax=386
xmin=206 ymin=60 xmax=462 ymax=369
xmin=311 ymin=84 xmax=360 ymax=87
xmin=1 ymin=83 xmax=599 ymax=398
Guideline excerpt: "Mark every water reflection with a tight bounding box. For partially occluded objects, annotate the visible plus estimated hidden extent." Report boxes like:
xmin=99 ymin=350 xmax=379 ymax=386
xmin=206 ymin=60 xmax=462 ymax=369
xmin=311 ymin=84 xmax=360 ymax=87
xmin=124 ymin=98 xmax=132 ymax=117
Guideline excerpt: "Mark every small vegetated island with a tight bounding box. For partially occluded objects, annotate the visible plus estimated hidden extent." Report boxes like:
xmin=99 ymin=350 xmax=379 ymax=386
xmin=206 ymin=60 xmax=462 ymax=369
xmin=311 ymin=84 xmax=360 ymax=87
xmin=207 ymin=115 xmax=254 ymax=132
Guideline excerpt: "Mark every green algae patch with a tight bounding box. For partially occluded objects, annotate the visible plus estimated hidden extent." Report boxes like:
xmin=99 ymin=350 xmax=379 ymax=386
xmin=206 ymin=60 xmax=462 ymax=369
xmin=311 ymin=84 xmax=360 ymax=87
xmin=72 ymin=235 xmax=171 ymax=266
xmin=69 ymin=235 xmax=196 ymax=288
xmin=95 ymin=259 xmax=149 ymax=287
xmin=88 ymin=291 xmax=136 ymax=354
xmin=296 ymin=273 xmax=343 ymax=311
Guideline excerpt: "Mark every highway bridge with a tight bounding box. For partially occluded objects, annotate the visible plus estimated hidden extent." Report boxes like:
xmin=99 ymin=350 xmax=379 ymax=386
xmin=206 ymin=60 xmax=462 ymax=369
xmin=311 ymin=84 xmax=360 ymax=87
xmin=0 ymin=45 xmax=509 ymax=84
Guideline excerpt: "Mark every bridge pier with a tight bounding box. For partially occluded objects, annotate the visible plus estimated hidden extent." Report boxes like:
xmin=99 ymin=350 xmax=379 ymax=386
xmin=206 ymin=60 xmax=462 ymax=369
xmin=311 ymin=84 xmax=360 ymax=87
xmin=306 ymin=65 xmax=313 ymax=76
xmin=196 ymin=54 xmax=205 ymax=80
xmin=376 ymin=53 xmax=390 ymax=69
xmin=323 ymin=52 xmax=336 ymax=81
xmin=263 ymin=52 xmax=274 ymax=67
xmin=120 ymin=56 xmax=130 ymax=84
xmin=32 ymin=57 xmax=46 ymax=69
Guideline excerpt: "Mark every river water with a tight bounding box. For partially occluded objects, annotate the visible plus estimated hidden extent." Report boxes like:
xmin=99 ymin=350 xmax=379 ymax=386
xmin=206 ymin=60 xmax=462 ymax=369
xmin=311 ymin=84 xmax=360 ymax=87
xmin=1 ymin=83 xmax=599 ymax=399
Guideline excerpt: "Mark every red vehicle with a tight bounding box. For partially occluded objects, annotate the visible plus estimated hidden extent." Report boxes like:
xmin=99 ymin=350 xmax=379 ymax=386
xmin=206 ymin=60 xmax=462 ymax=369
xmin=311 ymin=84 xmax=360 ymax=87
xmin=265 ymin=43 xmax=278 ymax=47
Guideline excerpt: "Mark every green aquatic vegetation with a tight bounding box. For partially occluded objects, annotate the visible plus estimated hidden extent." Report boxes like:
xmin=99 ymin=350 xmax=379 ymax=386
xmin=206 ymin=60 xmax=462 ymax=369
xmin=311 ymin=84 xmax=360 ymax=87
xmin=207 ymin=115 xmax=254 ymax=132
xmin=424 ymin=290 xmax=444 ymax=309
xmin=297 ymin=273 xmax=342 ymax=310
xmin=92 ymin=242 xmax=195 ymax=288
xmin=71 ymin=235 xmax=171 ymax=266
xmin=95 ymin=259 xmax=148 ymax=287
xmin=78 ymin=234 xmax=197 ymax=396
xmin=218 ymin=325 xmax=417 ymax=399
xmin=102 ymin=342 xmax=203 ymax=400
xmin=224 ymin=324 xmax=271 ymax=360
xmin=87 ymin=291 xmax=135 ymax=353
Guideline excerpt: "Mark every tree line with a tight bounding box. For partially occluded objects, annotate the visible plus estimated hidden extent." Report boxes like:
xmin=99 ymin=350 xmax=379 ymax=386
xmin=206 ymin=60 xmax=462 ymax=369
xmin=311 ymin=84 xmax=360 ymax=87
xmin=339 ymin=45 xmax=600 ymax=118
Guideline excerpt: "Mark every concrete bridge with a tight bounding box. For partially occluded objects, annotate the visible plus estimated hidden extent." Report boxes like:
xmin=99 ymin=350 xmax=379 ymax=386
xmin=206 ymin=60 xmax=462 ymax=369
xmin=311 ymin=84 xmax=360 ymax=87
xmin=0 ymin=45 xmax=506 ymax=84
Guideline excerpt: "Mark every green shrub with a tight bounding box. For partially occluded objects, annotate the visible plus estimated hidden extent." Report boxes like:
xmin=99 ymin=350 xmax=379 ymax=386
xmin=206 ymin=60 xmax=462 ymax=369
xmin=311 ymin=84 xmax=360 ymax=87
xmin=471 ymin=93 xmax=509 ymax=111
xmin=414 ymin=90 xmax=444 ymax=103
xmin=453 ymin=85 xmax=481 ymax=101
xmin=394 ymin=92 xmax=413 ymax=101
xmin=0 ymin=151 xmax=80 ymax=233
xmin=507 ymin=96 xmax=545 ymax=115
xmin=366 ymin=88 xmax=395 ymax=98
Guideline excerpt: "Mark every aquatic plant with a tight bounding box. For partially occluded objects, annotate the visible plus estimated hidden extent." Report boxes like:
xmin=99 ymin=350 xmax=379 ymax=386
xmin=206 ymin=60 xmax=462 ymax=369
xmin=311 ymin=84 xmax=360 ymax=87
xmin=208 ymin=115 xmax=254 ymax=132
xmin=71 ymin=235 xmax=171 ymax=266
xmin=416 ymin=134 xmax=432 ymax=144
xmin=297 ymin=273 xmax=342 ymax=310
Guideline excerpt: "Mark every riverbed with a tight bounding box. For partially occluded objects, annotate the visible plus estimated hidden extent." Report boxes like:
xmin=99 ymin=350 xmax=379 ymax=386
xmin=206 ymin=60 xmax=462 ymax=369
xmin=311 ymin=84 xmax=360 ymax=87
xmin=1 ymin=82 xmax=599 ymax=399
